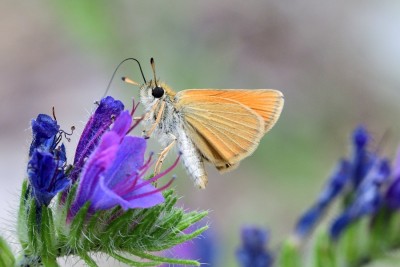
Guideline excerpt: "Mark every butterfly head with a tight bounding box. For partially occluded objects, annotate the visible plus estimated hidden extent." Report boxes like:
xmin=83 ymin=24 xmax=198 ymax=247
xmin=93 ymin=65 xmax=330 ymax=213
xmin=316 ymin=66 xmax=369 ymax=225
xmin=141 ymin=80 xmax=175 ymax=102
xmin=142 ymin=58 xmax=175 ymax=100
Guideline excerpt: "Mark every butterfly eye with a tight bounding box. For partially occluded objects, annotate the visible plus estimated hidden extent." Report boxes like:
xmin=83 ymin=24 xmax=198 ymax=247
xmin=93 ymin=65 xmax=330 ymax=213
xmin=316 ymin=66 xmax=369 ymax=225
xmin=152 ymin=86 xmax=164 ymax=98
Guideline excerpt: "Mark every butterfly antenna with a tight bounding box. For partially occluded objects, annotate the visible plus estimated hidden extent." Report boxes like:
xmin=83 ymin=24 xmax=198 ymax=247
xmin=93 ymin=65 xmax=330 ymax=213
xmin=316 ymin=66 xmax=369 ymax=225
xmin=52 ymin=106 xmax=57 ymax=121
xmin=150 ymin=58 xmax=158 ymax=87
xmin=103 ymin=58 xmax=147 ymax=98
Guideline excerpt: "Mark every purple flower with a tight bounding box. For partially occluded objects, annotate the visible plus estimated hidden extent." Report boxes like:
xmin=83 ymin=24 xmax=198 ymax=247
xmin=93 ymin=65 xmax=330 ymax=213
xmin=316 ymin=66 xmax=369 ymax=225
xmin=294 ymin=160 xmax=350 ymax=238
xmin=29 ymin=114 xmax=60 ymax=156
xmin=236 ymin=226 xmax=273 ymax=267
xmin=27 ymin=148 xmax=70 ymax=206
xmin=350 ymin=126 xmax=374 ymax=187
xmin=27 ymin=114 xmax=70 ymax=206
xmin=68 ymin=110 xmax=177 ymax=219
xmin=69 ymin=96 xmax=124 ymax=183
xmin=385 ymin=149 xmax=400 ymax=209
xmin=330 ymin=159 xmax=390 ymax=239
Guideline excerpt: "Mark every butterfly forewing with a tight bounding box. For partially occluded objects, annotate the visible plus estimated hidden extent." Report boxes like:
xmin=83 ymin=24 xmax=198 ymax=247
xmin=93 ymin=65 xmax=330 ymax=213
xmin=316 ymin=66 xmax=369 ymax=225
xmin=177 ymin=89 xmax=284 ymax=132
xmin=175 ymin=92 xmax=266 ymax=169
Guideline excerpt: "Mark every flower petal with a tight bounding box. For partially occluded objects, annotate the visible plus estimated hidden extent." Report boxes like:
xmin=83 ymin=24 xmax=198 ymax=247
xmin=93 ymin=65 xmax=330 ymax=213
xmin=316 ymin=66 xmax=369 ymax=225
xmin=27 ymin=149 xmax=70 ymax=206
xmin=71 ymin=96 xmax=124 ymax=182
xmin=29 ymin=114 xmax=59 ymax=155
xmin=71 ymin=132 xmax=121 ymax=214
xmin=91 ymin=136 xmax=163 ymax=211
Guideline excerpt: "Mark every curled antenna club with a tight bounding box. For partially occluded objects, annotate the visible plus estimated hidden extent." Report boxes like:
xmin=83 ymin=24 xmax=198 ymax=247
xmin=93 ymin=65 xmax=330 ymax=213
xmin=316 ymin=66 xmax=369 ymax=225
xmin=103 ymin=58 xmax=147 ymax=98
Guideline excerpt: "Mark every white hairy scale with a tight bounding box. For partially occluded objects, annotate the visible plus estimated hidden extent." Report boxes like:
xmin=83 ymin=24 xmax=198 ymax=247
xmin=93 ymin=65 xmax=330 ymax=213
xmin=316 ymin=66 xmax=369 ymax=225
xmin=140 ymin=83 xmax=207 ymax=188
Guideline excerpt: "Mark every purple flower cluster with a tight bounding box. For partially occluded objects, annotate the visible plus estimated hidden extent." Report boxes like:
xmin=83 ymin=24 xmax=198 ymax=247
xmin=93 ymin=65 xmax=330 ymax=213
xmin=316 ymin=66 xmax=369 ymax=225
xmin=236 ymin=226 xmax=273 ymax=267
xmin=27 ymin=96 xmax=175 ymax=219
xmin=27 ymin=114 xmax=70 ymax=206
xmin=69 ymin=109 xmax=176 ymax=218
xmin=294 ymin=126 xmax=400 ymax=240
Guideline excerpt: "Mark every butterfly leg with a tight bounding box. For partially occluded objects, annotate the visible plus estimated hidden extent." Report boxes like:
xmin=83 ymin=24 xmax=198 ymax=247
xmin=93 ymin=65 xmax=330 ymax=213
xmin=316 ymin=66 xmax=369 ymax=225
xmin=143 ymin=100 xmax=165 ymax=139
xmin=137 ymin=99 xmax=160 ymax=122
xmin=154 ymin=134 xmax=177 ymax=175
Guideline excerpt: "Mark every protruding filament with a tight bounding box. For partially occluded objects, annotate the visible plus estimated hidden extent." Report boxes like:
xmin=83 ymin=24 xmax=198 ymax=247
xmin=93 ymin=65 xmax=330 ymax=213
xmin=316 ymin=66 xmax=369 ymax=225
xmin=150 ymin=58 xmax=158 ymax=87
xmin=122 ymin=76 xmax=140 ymax=86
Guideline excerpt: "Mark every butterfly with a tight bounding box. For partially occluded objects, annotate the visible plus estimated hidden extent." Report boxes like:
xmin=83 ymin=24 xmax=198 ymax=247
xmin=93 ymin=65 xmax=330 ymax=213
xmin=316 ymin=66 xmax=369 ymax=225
xmin=123 ymin=58 xmax=284 ymax=189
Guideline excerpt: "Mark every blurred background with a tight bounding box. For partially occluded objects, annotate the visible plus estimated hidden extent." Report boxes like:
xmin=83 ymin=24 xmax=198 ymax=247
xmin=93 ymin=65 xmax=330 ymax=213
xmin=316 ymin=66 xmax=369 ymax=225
xmin=1 ymin=1 xmax=400 ymax=266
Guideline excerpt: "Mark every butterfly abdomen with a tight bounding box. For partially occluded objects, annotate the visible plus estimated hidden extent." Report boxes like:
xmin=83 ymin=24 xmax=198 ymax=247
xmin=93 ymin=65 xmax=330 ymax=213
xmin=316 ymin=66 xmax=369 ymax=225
xmin=176 ymin=127 xmax=208 ymax=189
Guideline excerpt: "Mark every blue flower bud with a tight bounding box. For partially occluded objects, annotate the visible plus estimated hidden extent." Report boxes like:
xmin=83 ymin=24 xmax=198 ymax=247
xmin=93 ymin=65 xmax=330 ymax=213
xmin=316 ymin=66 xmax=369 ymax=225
xmin=236 ymin=226 xmax=273 ymax=267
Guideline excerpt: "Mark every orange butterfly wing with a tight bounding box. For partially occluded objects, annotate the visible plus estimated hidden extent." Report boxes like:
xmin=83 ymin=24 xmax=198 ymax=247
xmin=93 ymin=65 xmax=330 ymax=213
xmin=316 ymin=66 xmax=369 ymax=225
xmin=176 ymin=89 xmax=284 ymax=133
xmin=174 ymin=89 xmax=284 ymax=172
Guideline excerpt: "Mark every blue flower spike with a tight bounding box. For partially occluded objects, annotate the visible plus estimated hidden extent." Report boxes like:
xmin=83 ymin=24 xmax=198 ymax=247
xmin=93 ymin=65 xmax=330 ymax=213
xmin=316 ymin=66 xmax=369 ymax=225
xmin=236 ymin=226 xmax=273 ymax=267
xmin=350 ymin=125 xmax=374 ymax=188
xmin=330 ymin=159 xmax=391 ymax=239
xmin=27 ymin=114 xmax=70 ymax=207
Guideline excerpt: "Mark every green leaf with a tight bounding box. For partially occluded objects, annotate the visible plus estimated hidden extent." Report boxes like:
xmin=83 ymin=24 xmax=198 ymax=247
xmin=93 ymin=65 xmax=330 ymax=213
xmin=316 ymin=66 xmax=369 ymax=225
xmin=59 ymin=183 xmax=78 ymax=223
xmin=107 ymin=251 xmax=161 ymax=267
xmin=131 ymin=205 xmax=164 ymax=236
xmin=82 ymin=211 xmax=102 ymax=251
xmin=78 ymin=252 xmax=98 ymax=267
xmin=389 ymin=212 xmax=400 ymax=247
xmin=175 ymin=210 xmax=208 ymax=233
xmin=339 ymin=219 xmax=368 ymax=266
xmin=0 ymin=236 xmax=15 ymax=266
xmin=41 ymin=257 xmax=59 ymax=267
xmin=312 ymin=231 xmax=337 ymax=267
xmin=40 ymin=207 xmax=56 ymax=260
xmin=17 ymin=180 xmax=29 ymax=249
xmin=148 ymin=225 xmax=208 ymax=251
xmin=128 ymin=249 xmax=201 ymax=266
xmin=162 ymin=190 xmax=178 ymax=212
xmin=68 ymin=202 xmax=90 ymax=248
xmin=27 ymin=199 xmax=40 ymax=254
xmin=277 ymin=238 xmax=302 ymax=267
xmin=100 ymin=209 xmax=136 ymax=246
xmin=369 ymin=208 xmax=391 ymax=258
xmin=150 ymin=210 xmax=183 ymax=240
